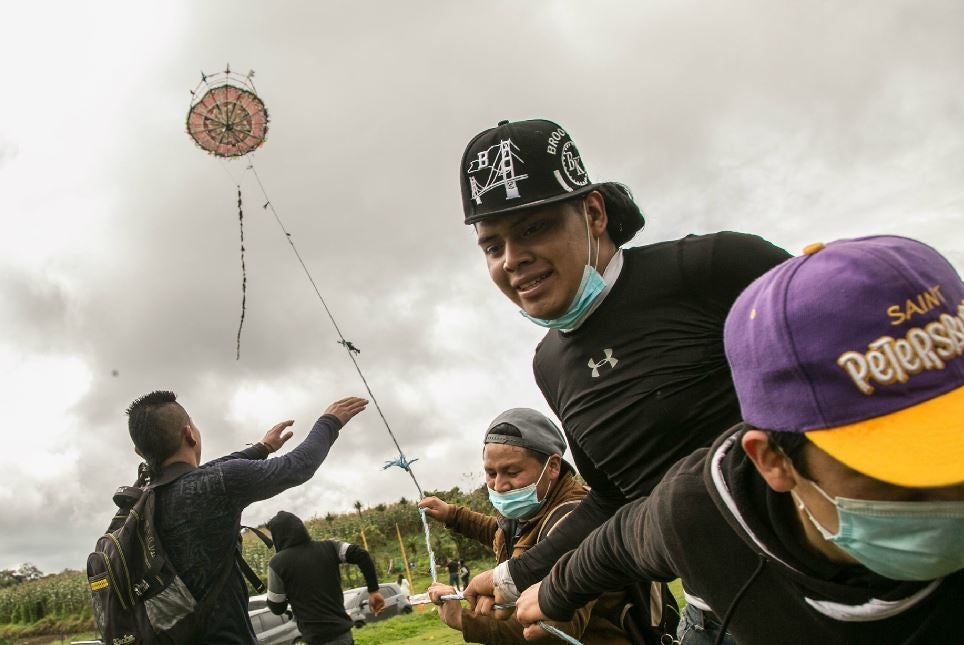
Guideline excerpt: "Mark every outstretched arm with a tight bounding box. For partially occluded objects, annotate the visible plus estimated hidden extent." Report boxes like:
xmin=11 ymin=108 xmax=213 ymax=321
xmin=220 ymin=397 xmax=368 ymax=506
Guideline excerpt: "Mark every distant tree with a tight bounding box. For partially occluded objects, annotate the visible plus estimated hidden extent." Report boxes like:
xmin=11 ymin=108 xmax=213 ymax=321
xmin=398 ymin=496 xmax=408 ymax=505
xmin=16 ymin=563 xmax=42 ymax=581
xmin=0 ymin=569 xmax=18 ymax=588
xmin=325 ymin=512 xmax=334 ymax=523
xmin=353 ymin=500 xmax=363 ymax=519
xmin=375 ymin=503 xmax=386 ymax=512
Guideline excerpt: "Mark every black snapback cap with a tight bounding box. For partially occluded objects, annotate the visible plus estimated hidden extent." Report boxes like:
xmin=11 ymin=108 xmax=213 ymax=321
xmin=460 ymin=119 xmax=644 ymax=245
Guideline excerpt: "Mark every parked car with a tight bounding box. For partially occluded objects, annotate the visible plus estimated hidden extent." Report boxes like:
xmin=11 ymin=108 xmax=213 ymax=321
xmin=73 ymin=595 xmax=301 ymax=645
xmin=248 ymin=593 xmax=302 ymax=644
xmin=343 ymin=582 xmax=413 ymax=628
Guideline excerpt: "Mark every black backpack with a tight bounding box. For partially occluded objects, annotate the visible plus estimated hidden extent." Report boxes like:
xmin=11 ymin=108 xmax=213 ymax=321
xmin=86 ymin=463 xmax=271 ymax=645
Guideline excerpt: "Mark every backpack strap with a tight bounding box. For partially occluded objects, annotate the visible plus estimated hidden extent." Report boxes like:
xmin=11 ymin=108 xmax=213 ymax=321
xmin=130 ymin=464 xmax=198 ymax=599
xmin=235 ymin=553 xmax=265 ymax=594
xmin=148 ymin=462 xmax=197 ymax=489
xmin=236 ymin=526 xmax=274 ymax=594
xmin=242 ymin=525 xmax=274 ymax=550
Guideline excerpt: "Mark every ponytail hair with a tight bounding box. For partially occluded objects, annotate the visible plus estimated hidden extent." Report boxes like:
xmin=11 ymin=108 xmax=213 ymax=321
xmin=596 ymin=182 xmax=645 ymax=246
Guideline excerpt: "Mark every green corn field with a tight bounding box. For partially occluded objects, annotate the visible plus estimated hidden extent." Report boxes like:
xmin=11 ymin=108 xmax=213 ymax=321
xmin=0 ymin=485 xmax=494 ymax=635
xmin=0 ymin=571 xmax=91 ymax=625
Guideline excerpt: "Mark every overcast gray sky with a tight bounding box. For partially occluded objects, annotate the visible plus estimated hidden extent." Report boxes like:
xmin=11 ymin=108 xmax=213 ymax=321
xmin=1 ymin=1 xmax=962 ymax=573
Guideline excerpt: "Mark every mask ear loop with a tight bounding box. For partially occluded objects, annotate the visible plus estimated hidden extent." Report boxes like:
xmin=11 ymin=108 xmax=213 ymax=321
xmin=534 ymin=457 xmax=554 ymax=502
xmin=584 ymin=202 xmax=600 ymax=272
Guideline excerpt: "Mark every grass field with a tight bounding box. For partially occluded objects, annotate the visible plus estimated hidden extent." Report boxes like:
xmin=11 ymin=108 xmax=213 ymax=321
xmin=12 ymin=580 xmax=684 ymax=644
xmin=354 ymin=610 xmax=463 ymax=645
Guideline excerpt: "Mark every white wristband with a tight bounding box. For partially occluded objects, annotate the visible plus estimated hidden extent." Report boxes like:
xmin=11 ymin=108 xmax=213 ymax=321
xmin=492 ymin=561 xmax=520 ymax=603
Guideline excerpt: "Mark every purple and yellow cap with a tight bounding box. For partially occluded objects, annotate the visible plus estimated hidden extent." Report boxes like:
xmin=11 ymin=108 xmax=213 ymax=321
xmin=724 ymin=235 xmax=964 ymax=488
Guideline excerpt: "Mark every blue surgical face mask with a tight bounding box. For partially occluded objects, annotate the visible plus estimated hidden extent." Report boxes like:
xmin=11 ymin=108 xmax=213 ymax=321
xmin=488 ymin=460 xmax=551 ymax=520
xmin=792 ymin=481 xmax=964 ymax=581
xmin=520 ymin=210 xmax=605 ymax=331
xmin=521 ymin=266 xmax=605 ymax=330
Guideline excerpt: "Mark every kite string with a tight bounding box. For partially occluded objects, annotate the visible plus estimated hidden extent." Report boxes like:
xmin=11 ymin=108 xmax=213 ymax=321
xmin=243 ymin=156 xmax=438 ymax=582
xmin=420 ymin=508 xmax=438 ymax=583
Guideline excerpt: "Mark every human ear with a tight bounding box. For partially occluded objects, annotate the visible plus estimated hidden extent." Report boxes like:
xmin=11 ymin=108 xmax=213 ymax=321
xmin=741 ymin=430 xmax=796 ymax=493
xmin=548 ymin=455 xmax=562 ymax=479
xmin=584 ymin=191 xmax=608 ymax=237
xmin=183 ymin=425 xmax=197 ymax=448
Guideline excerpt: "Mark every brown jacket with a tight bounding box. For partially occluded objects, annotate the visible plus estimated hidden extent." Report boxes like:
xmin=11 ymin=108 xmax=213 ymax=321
xmin=444 ymin=466 xmax=630 ymax=645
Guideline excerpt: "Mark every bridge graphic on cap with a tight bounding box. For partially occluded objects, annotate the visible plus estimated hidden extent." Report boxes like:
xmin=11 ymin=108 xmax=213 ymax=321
xmin=467 ymin=138 xmax=529 ymax=204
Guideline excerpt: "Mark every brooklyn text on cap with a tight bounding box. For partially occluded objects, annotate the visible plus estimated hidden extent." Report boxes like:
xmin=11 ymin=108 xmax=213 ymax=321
xmin=724 ymin=235 xmax=964 ymax=488
xmin=459 ymin=119 xmax=644 ymax=244
xmin=484 ymin=408 xmax=567 ymax=457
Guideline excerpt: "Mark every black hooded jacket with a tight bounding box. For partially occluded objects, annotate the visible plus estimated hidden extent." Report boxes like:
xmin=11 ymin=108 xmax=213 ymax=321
xmin=266 ymin=511 xmax=379 ymax=643
xmin=539 ymin=426 xmax=963 ymax=644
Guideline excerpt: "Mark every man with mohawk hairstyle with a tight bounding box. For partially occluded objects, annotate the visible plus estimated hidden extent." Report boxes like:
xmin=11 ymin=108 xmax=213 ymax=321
xmin=125 ymin=390 xmax=367 ymax=645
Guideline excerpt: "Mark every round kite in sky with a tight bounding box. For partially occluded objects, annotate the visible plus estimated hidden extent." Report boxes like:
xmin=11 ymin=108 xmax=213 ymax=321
xmin=186 ymin=69 xmax=268 ymax=158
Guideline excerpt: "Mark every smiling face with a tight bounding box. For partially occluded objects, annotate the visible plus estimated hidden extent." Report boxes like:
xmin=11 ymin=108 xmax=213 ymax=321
xmin=476 ymin=192 xmax=612 ymax=320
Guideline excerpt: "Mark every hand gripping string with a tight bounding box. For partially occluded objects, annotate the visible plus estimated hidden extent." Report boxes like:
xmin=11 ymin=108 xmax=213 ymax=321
xmin=483 ymin=602 xmax=584 ymax=644
xmin=414 ymin=597 xmax=583 ymax=644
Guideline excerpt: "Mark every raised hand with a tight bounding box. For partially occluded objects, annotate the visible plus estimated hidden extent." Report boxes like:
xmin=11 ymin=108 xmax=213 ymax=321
xmin=261 ymin=420 xmax=295 ymax=452
xmin=324 ymin=397 xmax=369 ymax=425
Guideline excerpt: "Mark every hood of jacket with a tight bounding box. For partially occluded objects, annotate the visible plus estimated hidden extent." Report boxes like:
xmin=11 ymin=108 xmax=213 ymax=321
xmin=702 ymin=424 xmax=945 ymax=623
xmin=267 ymin=510 xmax=312 ymax=551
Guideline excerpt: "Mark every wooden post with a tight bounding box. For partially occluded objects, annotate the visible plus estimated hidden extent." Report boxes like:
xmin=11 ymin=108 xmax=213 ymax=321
xmin=360 ymin=527 xmax=370 ymax=552
xmin=396 ymin=523 xmax=414 ymax=592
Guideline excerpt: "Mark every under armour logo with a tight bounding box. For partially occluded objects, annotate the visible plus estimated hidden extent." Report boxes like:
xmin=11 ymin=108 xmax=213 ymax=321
xmin=588 ymin=348 xmax=618 ymax=378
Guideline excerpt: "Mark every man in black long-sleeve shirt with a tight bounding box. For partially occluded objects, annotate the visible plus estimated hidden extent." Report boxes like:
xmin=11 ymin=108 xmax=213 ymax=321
xmin=458 ymin=119 xmax=789 ymax=641
xmin=127 ymin=391 xmax=368 ymax=644
xmin=266 ymin=511 xmax=385 ymax=645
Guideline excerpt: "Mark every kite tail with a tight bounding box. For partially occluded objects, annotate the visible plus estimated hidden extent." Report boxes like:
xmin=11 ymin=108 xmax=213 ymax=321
xmin=236 ymin=185 xmax=247 ymax=360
